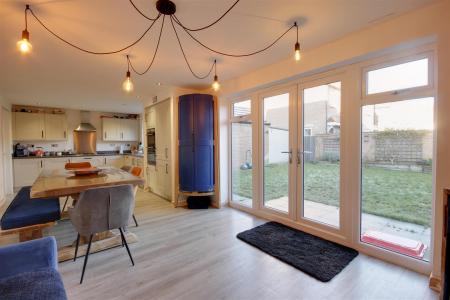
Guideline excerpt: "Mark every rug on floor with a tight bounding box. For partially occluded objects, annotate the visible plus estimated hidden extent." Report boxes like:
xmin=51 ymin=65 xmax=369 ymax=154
xmin=237 ymin=221 xmax=358 ymax=282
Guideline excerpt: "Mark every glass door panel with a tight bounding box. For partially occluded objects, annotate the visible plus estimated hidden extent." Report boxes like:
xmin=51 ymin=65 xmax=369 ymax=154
xmin=263 ymin=93 xmax=290 ymax=213
xmin=361 ymin=98 xmax=434 ymax=261
xmin=302 ymin=82 xmax=341 ymax=227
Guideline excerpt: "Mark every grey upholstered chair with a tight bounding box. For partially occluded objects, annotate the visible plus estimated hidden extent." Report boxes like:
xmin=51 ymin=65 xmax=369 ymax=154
xmin=68 ymin=184 xmax=135 ymax=284
xmin=121 ymin=165 xmax=139 ymax=227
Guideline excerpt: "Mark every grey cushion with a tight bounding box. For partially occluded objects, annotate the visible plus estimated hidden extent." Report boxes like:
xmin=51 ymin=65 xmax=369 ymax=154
xmin=0 ymin=268 xmax=67 ymax=300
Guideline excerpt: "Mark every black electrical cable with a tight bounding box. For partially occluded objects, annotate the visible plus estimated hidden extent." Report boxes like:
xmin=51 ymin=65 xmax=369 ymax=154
xmin=129 ymin=0 xmax=159 ymax=21
xmin=28 ymin=6 xmax=161 ymax=55
xmin=172 ymin=14 xmax=296 ymax=57
xmin=170 ymin=17 xmax=215 ymax=80
xmin=128 ymin=15 xmax=166 ymax=75
xmin=172 ymin=0 xmax=240 ymax=31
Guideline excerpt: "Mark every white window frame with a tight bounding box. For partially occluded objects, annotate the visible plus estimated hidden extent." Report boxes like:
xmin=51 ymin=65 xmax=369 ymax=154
xmin=362 ymin=51 xmax=435 ymax=105
xmin=229 ymin=97 xmax=256 ymax=210
xmin=356 ymin=48 xmax=437 ymax=273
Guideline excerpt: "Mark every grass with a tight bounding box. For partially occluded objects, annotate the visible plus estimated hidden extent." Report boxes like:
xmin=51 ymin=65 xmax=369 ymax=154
xmin=232 ymin=162 xmax=432 ymax=227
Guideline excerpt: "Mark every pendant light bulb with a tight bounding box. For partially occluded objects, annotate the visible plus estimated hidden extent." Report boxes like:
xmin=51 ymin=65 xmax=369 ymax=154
xmin=212 ymin=75 xmax=220 ymax=91
xmin=294 ymin=42 xmax=301 ymax=62
xmin=123 ymin=71 xmax=134 ymax=92
xmin=17 ymin=29 xmax=32 ymax=54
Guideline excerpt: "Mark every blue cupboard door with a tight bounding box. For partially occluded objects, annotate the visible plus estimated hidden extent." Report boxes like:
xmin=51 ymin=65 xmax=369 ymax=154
xmin=178 ymin=95 xmax=195 ymax=191
xmin=193 ymin=94 xmax=214 ymax=191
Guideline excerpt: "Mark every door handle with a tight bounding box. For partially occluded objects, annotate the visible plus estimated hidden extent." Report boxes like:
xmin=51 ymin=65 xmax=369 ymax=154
xmin=296 ymin=150 xmax=313 ymax=165
xmin=281 ymin=150 xmax=292 ymax=164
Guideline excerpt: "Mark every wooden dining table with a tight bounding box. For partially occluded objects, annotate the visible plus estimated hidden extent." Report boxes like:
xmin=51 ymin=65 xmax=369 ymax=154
xmin=30 ymin=167 xmax=145 ymax=262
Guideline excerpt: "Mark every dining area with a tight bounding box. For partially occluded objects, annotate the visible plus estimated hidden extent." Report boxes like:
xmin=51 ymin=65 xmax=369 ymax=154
xmin=0 ymin=162 xmax=144 ymax=287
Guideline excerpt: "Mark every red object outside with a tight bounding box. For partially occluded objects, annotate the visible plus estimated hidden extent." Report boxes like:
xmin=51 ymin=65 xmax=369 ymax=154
xmin=361 ymin=230 xmax=427 ymax=259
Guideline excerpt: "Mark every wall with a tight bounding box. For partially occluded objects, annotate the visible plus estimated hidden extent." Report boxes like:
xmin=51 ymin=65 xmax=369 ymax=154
xmin=13 ymin=109 xmax=139 ymax=152
xmin=218 ymin=0 xmax=450 ymax=284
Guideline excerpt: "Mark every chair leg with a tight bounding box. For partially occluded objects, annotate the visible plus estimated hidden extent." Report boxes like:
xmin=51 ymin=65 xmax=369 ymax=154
xmin=119 ymin=228 xmax=134 ymax=266
xmin=62 ymin=196 xmax=69 ymax=212
xmin=80 ymin=234 xmax=93 ymax=284
xmin=119 ymin=229 xmax=125 ymax=247
xmin=74 ymin=234 xmax=80 ymax=262
xmin=132 ymin=214 xmax=139 ymax=227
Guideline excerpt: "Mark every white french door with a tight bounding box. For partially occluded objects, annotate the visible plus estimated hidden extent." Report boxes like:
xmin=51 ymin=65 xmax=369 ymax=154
xmin=259 ymin=86 xmax=297 ymax=219
xmin=257 ymin=76 xmax=344 ymax=234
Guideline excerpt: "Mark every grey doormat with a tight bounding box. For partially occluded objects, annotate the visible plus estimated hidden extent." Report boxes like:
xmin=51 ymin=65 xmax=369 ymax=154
xmin=237 ymin=222 xmax=358 ymax=282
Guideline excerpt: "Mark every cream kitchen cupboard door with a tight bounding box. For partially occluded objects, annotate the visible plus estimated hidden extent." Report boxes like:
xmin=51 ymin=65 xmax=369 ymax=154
xmin=102 ymin=118 xmax=121 ymax=141
xmin=105 ymin=155 xmax=124 ymax=168
xmin=102 ymin=118 xmax=139 ymax=141
xmin=43 ymin=158 xmax=70 ymax=170
xmin=121 ymin=119 xmax=139 ymax=141
xmin=13 ymin=112 xmax=45 ymax=141
xmin=13 ymin=159 xmax=42 ymax=188
xmin=155 ymin=101 xmax=171 ymax=159
xmin=44 ymin=114 xmax=68 ymax=140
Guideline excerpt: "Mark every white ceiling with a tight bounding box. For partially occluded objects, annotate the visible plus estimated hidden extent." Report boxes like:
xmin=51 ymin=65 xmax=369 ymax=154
xmin=0 ymin=0 xmax=438 ymax=113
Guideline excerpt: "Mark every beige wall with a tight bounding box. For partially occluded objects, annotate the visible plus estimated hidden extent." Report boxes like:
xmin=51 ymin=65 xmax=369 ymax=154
xmin=218 ymin=0 xmax=450 ymax=281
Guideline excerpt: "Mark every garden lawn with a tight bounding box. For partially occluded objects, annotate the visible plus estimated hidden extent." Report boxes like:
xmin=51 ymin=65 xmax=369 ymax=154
xmin=232 ymin=162 xmax=432 ymax=227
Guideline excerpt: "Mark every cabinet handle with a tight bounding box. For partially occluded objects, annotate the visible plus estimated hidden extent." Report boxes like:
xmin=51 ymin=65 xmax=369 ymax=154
xmin=64 ymin=131 xmax=66 ymax=139
xmin=41 ymin=130 xmax=44 ymax=138
xmin=165 ymin=163 xmax=168 ymax=174
xmin=165 ymin=147 xmax=168 ymax=158
xmin=40 ymin=160 xmax=43 ymax=168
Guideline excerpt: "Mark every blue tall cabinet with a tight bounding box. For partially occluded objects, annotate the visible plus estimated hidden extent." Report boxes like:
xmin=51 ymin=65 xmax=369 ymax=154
xmin=179 ymin=94 xmax=214 ymax=192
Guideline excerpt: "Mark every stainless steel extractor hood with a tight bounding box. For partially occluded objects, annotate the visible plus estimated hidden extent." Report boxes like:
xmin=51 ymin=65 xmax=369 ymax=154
xmin=74 ymin=111 xmax=96 ymax=132
xmin=74 ymin=123 xmax=96 ymax=132
xmin=73 ymin=111 xmax=97 ymax=154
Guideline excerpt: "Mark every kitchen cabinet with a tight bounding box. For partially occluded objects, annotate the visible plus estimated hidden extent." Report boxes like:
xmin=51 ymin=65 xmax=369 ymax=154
xmin=178 ymin=94 xmax=214 ymax=192
xmin=43 ymin=157 xmax=70 ymax=171
xmin=145 ymin=106 xmax=156 ymax=129
xmin=102 ymin=118 xmax=121 ymax=141
xmin=70 ymin=156 xmax=104 ymax=167
xmin=155 ymin=101 xmax=171 ymax=160
xmin=44 ymin=114 xmax=68 ymax=141
xmin=13 ymin=112 xmax=68 ymax=141
xmin=147 ymin=165 xmax=156 ymax=192
xmin=105 ymin=155 xmax=124 ymax=168
xmin=102 ymin=118 xmax=139 ymax=142
xmin=121 ymin=119 xmax=140 ymax=141
xmin=13 ymin=112 xmax=45 ymax=141
xmin=154 ymin=159 xmax=171 ymax=199
xmin=13 ymin=159 xmax=42 ymax=188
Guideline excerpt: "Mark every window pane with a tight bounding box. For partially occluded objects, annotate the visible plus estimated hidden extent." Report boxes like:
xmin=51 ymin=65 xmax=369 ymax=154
xmin=263 ymin=93 xmax=290 ymax=213
xmin=233 ymin=100 xmax=251 ymax=117
xmin=302 ymin=82 xmax=341 ymax=227
xmin=367 ymin=58 xmax=428 ymax=94
xmin=361 ymin=98 xmax=434 ymax=261
xmin=231 ymin=122 xmax=253 ymax=207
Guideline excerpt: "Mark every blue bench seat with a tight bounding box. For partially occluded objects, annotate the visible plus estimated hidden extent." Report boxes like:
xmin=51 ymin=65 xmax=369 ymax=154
xmin=0 ymin=186 xmax=61 ymax=230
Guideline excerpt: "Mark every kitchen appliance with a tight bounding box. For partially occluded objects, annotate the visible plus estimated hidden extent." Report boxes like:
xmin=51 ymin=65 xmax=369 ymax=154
xmin=14 ymin=143 xmax=29 ymax=157
xmin=74 ymin=111 xmax=97 ymax=154
xmin=147 ymin=128 xmax=156 ymax=165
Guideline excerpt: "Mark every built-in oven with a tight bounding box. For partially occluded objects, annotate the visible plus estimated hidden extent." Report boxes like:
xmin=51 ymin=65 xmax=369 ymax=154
xmin=147 ymin=128 xmax=156 ymax=165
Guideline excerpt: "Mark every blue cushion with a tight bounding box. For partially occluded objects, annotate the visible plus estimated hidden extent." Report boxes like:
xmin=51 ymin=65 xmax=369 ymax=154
xmin=0 ymin=186 xmax=61 ymax=230
xmin=0 ymin=236 xmax=58 ymax=279
xmin=0 ymin=268 xmax=67 ymax=300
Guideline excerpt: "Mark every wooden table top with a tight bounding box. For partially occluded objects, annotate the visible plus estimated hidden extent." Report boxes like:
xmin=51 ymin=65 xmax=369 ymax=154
xmin=30 ymin=167 xmax=145 ymax=198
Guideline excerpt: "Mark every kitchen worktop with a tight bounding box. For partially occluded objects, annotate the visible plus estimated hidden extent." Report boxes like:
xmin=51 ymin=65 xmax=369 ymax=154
xmin=12 ymin=152 xmax=144 ymax=159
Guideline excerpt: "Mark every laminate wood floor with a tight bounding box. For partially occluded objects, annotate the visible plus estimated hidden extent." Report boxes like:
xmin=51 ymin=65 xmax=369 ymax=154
xmin=0 ymin=190 xmax=439 ymax=299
